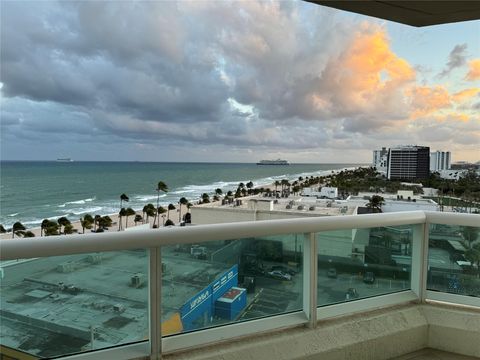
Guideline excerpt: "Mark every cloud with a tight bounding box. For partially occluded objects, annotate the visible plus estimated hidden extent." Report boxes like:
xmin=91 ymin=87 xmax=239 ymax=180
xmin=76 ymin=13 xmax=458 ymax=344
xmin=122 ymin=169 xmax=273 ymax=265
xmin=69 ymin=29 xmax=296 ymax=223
xmin=406 ymin=85 xmax=451 ymax=118
xmin=0 ymin=1 xmax=477 ymax=162
xmin=452 ymin=88 xmax=480 ymax=103
xmin=438 ymin=43 xmax=468 ymax=77
xmin=466 ymin=59 xmax=480 ymax=81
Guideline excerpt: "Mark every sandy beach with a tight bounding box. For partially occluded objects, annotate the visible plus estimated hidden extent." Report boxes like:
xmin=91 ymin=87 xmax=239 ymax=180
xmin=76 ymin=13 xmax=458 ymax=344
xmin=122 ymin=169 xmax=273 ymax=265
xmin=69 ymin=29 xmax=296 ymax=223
xmin=0 ymin=204 xmax=189 ymax=240
xmin=0 ymin=166 xmax=359 ymax=240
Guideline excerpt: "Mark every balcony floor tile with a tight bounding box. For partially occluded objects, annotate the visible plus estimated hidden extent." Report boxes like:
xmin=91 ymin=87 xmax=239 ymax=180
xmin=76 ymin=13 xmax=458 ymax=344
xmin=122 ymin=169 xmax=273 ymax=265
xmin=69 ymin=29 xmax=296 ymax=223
xmin=391 ymin=348 xmax=479 ymax=360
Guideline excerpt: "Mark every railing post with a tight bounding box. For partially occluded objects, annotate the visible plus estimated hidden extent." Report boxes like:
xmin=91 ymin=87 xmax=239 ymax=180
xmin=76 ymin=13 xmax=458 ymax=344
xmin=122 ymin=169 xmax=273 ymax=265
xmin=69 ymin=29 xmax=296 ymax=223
xmin=411 ymin=224 xmax=428 ymax=302
xmin=303 ymin=232 xmax=317 ymax=328
xmin=149 ymin=247 xmax=162 ymax=360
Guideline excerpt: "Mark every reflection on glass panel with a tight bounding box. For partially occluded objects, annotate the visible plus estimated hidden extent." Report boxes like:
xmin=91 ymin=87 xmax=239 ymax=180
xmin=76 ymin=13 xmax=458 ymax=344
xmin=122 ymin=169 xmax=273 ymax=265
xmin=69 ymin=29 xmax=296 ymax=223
xmin=0 ymin=250 xmax=148 ymax=358
xmin=317 ymin=226 xmax=412 ymax=306
xmin=161 ymin=235 xmax=304 ymax=336
xmin=428 ymin=224 xmax=480 ymax=297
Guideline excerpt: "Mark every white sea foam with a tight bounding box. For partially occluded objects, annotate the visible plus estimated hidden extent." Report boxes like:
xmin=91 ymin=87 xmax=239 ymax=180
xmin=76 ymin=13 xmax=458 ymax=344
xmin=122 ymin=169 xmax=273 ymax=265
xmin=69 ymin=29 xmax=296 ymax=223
xmin=135 ymin=194 xmax=167 ymax=202
xmin=7 ymin=213 xmax=19 ymax=217
xmin=59 ymin=206 xmax=103 ymax=216
xmin=58 ymin=197 xmax=96 ymax=208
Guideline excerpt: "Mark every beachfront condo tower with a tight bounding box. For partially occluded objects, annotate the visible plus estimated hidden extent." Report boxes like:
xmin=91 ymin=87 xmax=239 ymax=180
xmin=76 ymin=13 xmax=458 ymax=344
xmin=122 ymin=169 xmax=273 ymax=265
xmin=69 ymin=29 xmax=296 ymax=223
xmin=387 ymin=145 xmax=430 ymax=180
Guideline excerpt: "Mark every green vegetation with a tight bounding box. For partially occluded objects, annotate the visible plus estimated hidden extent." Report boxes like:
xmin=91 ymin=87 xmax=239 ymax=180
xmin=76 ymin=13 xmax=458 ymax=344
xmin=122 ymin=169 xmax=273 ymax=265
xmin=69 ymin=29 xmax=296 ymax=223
xmin=12 ymin=222 xmax=26 ymax=238
xmin=156 ymin=181 xmax=168 ymax=226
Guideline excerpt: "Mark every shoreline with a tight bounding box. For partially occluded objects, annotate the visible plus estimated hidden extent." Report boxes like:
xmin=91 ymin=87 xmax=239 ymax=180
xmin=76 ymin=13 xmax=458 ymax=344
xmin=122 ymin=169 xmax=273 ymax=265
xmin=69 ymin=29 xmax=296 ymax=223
xmin=0 ymin=204 xmax=189 ymax=240
xmin=0 ymin=165 xmax=363 ymax=239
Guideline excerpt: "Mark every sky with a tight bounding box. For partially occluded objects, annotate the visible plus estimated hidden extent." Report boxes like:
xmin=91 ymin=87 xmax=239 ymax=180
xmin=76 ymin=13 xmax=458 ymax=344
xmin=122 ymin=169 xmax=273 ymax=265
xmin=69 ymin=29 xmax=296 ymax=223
xmin=1 ymin=1 xmax=479 ymax=163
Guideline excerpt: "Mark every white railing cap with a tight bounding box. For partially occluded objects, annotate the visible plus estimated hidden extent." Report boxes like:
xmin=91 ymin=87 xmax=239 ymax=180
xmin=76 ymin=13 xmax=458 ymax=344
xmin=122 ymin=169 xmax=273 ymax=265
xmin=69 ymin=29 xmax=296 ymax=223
xmin=1 ymin=210 xmax=477 ymax=260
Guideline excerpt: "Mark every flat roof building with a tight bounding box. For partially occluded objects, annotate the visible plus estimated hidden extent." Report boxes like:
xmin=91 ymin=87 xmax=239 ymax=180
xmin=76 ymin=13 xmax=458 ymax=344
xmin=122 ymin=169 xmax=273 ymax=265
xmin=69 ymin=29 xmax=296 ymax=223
xmin=387 ymin=145 xmax=430 ymax=180
xmin=430 ymin=150 xmax=451 ymax=172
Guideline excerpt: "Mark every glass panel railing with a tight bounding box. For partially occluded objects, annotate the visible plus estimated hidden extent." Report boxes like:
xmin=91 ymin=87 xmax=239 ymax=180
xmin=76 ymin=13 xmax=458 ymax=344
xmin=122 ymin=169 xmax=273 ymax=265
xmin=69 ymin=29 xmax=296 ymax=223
xmin=427 ymin=224 xmax=480 ymax=298
xmin=317 ymin=226 xmax=413 ymax=306
xmin=0 ymin=250 xmax=148 ymax=358
xmin=161 ymin=235 xmax=304 ymax=336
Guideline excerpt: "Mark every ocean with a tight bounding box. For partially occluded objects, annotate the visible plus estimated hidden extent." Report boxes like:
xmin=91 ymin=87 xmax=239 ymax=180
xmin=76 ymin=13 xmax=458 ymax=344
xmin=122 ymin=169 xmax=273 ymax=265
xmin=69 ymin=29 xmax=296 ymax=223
xmin=0 ymin=161 xmax=362 ymax=228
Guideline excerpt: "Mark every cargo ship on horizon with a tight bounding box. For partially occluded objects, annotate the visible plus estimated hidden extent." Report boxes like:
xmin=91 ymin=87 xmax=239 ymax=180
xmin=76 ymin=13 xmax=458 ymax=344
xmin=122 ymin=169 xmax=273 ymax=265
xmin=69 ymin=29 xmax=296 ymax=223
xmin=256 ymin=159 xmax=289 ymax=165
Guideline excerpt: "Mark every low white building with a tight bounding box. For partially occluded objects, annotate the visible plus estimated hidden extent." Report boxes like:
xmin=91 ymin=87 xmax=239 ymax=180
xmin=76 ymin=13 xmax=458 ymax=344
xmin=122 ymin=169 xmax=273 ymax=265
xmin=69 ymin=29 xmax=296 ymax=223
xmin=301 ymin=186 xmax=338 ymax=199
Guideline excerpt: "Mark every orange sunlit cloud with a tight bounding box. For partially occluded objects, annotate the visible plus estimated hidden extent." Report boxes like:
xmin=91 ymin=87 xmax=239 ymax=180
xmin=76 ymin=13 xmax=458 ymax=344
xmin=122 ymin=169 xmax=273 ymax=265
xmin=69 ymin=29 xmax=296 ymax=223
xmin=466 ymin=59 xmax=480 ymax=81
xmin=342 ymin=25 xmax=415 ymax=90
xmin=407 ymin=85 xmax=451 ymax=118
xmin=452 ymin=88 xmax=480 ymax=102
xmin=311 ymin=24 xmax=416 ymax=117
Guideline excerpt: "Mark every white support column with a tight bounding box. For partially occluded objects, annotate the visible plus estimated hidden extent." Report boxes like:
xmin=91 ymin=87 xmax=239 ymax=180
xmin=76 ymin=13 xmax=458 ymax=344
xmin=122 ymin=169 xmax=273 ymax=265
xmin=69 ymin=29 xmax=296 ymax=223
xmin=149 ymin=247 xmax=162 ymax=360
xmin=411 ymin=224 xmax=428 ymax=302
xmin=303 ymin=232 xmax=317 ymax=328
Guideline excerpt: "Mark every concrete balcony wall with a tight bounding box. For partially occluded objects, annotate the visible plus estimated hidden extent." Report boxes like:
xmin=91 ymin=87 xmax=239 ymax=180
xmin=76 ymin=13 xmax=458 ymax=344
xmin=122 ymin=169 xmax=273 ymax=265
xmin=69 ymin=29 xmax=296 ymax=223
xmin=164 ymin=303 xmax=479 ymax=360
xmin=424 ymin=304 xmax=480 ymax=357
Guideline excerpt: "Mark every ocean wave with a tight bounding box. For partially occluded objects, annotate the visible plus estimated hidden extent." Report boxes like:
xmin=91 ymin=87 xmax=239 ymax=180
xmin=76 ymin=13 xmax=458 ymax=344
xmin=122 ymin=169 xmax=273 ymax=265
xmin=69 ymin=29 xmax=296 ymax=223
xmin=58 ymin=206 xmax=104 ymax=216
xmin=57 ymin=197 xmax=96 ymax=208
xmin=135 ymin=194 xmax=167 ymax=202
xmin=7 ymin=213 xmax=19 ymax=217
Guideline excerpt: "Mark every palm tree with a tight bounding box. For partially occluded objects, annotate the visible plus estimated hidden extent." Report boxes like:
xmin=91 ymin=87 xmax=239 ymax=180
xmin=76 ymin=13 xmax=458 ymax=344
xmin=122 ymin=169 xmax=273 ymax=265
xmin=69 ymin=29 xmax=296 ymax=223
xmin=246 ymin=181 xmax=254 ymax=194
xmin=44 ymin=221 xmax=59 ymax=236
xmin=179 ymin=197 xmax=188 ymax=222
xmin=215 ymin=188 xmax=223 ymax=197
xmin=201 ymin=193 xmax=210 ymax=203
xmin=80 ymin=216 xmax=93 ymax=234
xmin=366 ymin=195 xmax=385 ymax=213
xmin=40 ymin=219 xmax=50 ymax=237
xmin=134 ymin=214 xmax=143 ymax=226
xmin=167 ymin=203 xmax=176 ymax=221
xmin=102 ymin=215 xmax=113 ymax=228
xmin=57 ymin=216 xmax=70 ymax=235
xmin=12 ymin=222 xmax=26 ymax=238
xmin=23 ymin=231 xmax=35 ymax=238
xmin=125 ymin=207 xmax=136 ymax=229
xmin=145 ymin=204 xmax=156 ymax=225
xmin=118 ymin=208 xmax=126 ymax=231
xmin=84 ymin=214 xmax=94 ymax=225
xmin=148 ymin=209 xmax=157 ymax=227
xmin=0 ymin=224 xmax=6 ymax=234
xmin=94 ymin=215 xmax=101 ymax=232
xmin=64 ymin=223 xmax=74 ymax=235
xmin=120 ymin=193 xmax=129 ymax=210
xmin=156 ymin=181 xmax=168 ymax=225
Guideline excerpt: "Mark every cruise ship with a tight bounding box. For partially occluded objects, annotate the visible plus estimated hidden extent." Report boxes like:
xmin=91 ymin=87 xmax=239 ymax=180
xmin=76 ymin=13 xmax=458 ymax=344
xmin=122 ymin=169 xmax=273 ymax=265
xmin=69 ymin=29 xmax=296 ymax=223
xmin=256 ymin=159 xmax=289 ymax=165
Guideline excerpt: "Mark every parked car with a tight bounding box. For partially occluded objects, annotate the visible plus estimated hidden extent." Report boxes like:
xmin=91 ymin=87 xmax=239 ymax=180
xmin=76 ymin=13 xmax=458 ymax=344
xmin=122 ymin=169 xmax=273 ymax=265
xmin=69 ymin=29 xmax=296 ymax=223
xmin=270 ymin=265 xmax=296 ymax=276
xmin=345 ymin=288 xmax=359 ymax=301
xmin=327 ymin=268 xmax=337 ymax=278
xmin=363 ymin=271 xmax=375 ymax=284
xmin=268 ymin=270 xmax=292 ymax=281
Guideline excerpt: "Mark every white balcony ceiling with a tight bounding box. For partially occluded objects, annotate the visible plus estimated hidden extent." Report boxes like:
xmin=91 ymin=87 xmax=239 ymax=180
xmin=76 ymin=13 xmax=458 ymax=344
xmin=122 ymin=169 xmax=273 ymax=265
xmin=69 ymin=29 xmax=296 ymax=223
xmin=309 ymin=1 xmax=480 ymax=27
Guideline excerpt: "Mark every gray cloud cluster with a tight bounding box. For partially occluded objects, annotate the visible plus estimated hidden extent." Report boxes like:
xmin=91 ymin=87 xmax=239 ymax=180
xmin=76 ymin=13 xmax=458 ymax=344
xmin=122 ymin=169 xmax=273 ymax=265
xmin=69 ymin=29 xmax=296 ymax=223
xmin=438 ymin=43 xmax=468 ymax=78
xmin=0 ymin=1 xmax=478 ymax=162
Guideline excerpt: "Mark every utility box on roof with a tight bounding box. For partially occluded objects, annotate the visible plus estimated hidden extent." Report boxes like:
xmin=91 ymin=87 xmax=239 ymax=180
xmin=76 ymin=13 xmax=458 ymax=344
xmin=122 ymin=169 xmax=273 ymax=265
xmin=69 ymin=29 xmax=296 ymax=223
xmin=214 ymin=287 xmax=246 ymax=320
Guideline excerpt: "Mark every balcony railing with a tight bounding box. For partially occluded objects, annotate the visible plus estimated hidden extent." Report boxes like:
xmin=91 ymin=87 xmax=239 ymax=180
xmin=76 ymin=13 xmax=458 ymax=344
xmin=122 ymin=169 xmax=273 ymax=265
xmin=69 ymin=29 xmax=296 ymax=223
xmin=0 ymin=211 xmax=479 ymax=360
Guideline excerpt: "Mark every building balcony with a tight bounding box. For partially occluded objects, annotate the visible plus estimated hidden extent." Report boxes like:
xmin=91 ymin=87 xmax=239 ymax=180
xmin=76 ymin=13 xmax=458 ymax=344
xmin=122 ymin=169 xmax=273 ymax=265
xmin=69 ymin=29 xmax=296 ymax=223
xmin=1 ymin=211 xmax=479 ymax=360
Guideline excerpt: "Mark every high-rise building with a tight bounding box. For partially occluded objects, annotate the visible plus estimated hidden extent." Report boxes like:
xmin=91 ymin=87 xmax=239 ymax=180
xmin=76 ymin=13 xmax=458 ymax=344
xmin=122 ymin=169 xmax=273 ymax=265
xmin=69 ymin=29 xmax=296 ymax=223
xmin=387 ymin=145 xmax=430 ymax=180
xmin=372 ymin=147 xmax=388 ymax=171
xmin=430 ymin=151 xmax=451 ymax=171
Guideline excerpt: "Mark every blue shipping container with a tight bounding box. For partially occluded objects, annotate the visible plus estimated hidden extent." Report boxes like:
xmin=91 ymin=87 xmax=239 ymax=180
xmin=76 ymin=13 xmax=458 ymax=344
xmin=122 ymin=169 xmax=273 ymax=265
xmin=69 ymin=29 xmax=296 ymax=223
xmin=215 ymin=287 xmax=247 ymax=320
